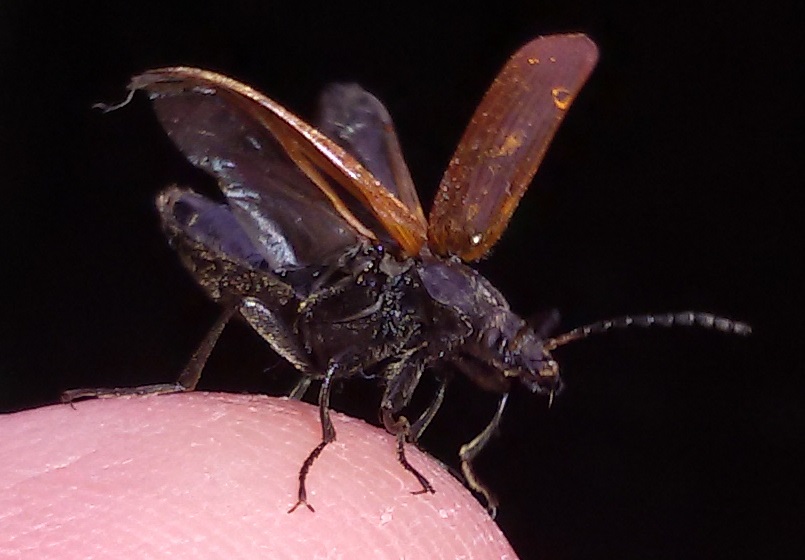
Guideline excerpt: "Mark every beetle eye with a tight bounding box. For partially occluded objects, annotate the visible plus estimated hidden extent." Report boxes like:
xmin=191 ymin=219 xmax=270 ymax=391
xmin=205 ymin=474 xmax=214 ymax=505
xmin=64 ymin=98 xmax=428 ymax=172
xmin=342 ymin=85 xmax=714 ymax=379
xmin=540 ymin=359 xmax=560 ymax=379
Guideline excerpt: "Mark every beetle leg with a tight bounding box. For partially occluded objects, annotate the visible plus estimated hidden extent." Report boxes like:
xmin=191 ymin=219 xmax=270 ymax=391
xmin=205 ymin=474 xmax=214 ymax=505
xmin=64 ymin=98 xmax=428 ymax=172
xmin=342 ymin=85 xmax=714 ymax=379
xmin=175 ymin=304 xmax=239 ymax=390
xmin=297 ymin=273 xmax=358 ymax=317
xmin=331 ymin=293 xmax=385 ymax=323
xmin=458 ymin=392 xmax=509 ymax=518
xmin=62 ymin=305 xmax=237 ymax=402
xmin=408 ymin=374 xmax=449 ymax=443
xmin=381 ymin=409 xmax=434 ymax=495
xmin=239 ymin=296 xmax=314 ymax=378
xmin=288 ymin=358 xmax=339 ymax=513
xmin=287 ymin=376 xmax=312 ymax=400
xmin=379 ymin=350 xmax=435 ymax=495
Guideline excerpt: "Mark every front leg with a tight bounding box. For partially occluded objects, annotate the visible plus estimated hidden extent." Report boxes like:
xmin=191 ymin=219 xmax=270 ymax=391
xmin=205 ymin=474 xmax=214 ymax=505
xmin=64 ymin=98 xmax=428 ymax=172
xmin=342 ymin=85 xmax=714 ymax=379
xmin=458 ymin=393 xmax=509 ymax=518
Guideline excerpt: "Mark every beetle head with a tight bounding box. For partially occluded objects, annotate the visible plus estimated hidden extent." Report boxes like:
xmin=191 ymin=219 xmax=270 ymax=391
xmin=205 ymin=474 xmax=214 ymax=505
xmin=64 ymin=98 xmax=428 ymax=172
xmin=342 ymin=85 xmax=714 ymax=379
xmin=478 ymin=314 xmax=563 ymax=400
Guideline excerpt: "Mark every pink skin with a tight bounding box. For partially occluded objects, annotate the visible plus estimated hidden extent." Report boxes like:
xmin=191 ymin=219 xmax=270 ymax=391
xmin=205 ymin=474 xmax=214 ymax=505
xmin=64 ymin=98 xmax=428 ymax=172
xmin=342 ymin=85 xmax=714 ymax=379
xmin=1 ymin=393 xmax=517 ymax=558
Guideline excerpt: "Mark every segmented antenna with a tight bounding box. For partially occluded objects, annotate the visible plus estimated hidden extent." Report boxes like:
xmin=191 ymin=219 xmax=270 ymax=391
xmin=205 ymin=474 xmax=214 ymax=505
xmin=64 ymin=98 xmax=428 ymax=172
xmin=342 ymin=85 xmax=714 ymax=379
xmin=545 ymin=311 xmax=751 ymax=350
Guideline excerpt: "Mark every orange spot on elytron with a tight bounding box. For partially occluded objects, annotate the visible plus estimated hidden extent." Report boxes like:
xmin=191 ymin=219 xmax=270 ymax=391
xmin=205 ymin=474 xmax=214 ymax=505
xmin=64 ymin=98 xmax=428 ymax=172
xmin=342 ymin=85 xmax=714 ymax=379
xmin=527 ymin=57 xmax=540 ymax=65
xmin=466 ymin=202 xmax=480 ymax=220
xmin=490 ymin=132 xmax=524 ymax=157
xmin=551 ymin=87 xmax=573 ymax=110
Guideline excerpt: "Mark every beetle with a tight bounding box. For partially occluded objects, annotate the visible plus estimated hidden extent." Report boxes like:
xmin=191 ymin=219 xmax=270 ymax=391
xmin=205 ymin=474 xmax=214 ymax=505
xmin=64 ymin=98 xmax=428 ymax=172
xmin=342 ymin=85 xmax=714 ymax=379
xmin=67 ymin=34 xmax=750 ymax=515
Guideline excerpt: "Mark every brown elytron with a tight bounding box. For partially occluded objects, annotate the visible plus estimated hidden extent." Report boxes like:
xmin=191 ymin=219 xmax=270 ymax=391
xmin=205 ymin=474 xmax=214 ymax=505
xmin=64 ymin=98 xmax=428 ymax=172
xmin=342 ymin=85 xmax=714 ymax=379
xmin=68 ymin=34 xmax=750 ymax=516
xmin=428 ymin=34 xmax=598 ymax=260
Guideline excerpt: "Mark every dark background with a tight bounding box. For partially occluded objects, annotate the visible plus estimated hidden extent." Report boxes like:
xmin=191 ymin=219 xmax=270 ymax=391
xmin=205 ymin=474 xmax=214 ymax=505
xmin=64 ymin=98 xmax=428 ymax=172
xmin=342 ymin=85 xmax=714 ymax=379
xmin=1 ymin=2 xmax=799 ymax=558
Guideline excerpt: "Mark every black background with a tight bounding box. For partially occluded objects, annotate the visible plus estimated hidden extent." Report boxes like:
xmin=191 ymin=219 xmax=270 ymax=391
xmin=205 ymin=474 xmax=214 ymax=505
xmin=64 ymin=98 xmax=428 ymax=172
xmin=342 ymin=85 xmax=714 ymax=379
xmin=1 ymin=2 xmax=799 ymax=558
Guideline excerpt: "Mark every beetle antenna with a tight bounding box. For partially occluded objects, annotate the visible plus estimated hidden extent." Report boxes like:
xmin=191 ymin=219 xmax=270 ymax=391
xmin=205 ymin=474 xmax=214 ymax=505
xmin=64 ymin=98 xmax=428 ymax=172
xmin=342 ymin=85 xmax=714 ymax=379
xmin=544 ymin=311 xmax=751 ymax=351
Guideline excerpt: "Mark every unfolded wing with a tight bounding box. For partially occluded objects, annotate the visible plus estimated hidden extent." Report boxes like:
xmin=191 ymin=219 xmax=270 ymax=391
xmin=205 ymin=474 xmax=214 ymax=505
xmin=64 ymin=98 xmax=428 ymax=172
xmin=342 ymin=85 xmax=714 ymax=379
xmin=317 ymin=83 xmax=426 ymax=227
xmin=131 ymin=68 xmax=428 ymax=259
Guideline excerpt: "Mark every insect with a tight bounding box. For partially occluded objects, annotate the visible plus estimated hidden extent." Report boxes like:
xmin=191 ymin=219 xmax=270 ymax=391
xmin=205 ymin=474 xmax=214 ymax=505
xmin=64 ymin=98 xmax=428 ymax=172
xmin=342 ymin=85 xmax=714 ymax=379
xmin=67 ymin=33 xmax=751 ymax=516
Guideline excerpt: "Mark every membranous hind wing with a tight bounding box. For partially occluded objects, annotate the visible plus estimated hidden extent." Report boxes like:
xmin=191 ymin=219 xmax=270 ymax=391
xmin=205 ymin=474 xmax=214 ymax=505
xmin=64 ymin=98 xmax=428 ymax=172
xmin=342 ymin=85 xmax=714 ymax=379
xmin=131 ymin=68 xmax=356 ymax=269
xmin=427 ymin=34 xmax=599 ymax=261
xmin=317 ymin=84 xmax=427 ymax=232
xmin=130 ymin=68 xmax=428 ymax=259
